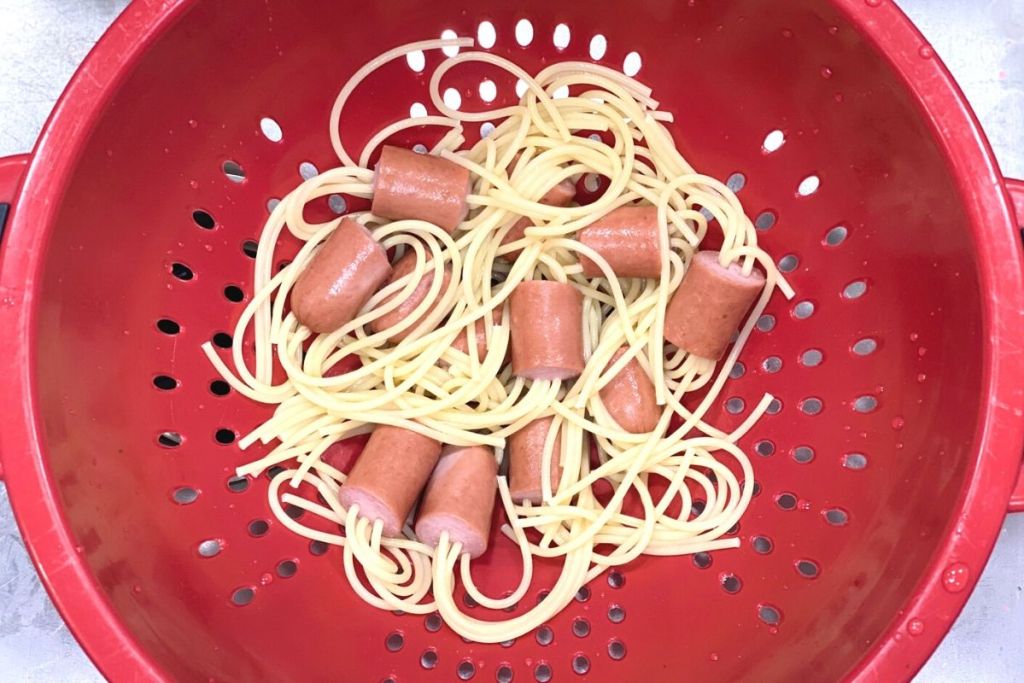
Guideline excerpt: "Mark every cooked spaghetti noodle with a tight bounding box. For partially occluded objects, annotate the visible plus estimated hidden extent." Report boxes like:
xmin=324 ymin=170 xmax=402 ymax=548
xmin=204 ymin=36 xmax=794 ymax=643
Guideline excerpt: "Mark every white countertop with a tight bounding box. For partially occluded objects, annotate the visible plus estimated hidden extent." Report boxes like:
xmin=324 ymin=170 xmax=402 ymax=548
xmin=0 ymin=1 xmax=1021 ymax=680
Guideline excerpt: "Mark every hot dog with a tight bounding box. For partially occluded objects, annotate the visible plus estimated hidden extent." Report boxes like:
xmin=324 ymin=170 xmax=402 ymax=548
xmin=507 ymin=416 xmax=562 ymax=504
xmin=663 ymin=250 xmax=765 ymax=360
xmin=599 ymin=347 xmax=660 ymax=433
xmin=577 ymin=205 xmax=662 ymax=278
xmin=290 ymin=218 xmax=392 ymax=334
xmin=371 ymin=145 xmax=471 ymax=233
xmin=509 ymin=280 xmax=585 ymax=380
xmin=450 ymin=307 xmax=504 ymax=361
xmin=414 ymin=445 xmax=498 ymax=558
xmin=337 ymin=425 xmax=443 ymax=537
xmin=370 ymin=250 xmax=453 ymax=343
xmin=499 ymin=179 xmax=576 ymax=261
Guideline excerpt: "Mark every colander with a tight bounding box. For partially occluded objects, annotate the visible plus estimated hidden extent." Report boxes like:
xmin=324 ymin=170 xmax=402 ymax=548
xmin=1 ymin=1 xmax=1024 ymax=681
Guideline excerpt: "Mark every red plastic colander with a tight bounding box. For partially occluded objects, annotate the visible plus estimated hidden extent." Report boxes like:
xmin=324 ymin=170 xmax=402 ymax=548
xmin=2 ymin=1 xmax=1024 ymax=681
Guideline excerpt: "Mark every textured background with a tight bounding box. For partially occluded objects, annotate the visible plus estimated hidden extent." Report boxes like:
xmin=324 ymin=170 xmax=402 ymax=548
xmin=0 ymin=1 xmax=1022 ymax=681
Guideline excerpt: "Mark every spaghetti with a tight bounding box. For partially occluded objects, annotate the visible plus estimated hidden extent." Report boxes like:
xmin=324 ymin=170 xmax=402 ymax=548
xmin=203 ymin=37 xmax=794 ymax=643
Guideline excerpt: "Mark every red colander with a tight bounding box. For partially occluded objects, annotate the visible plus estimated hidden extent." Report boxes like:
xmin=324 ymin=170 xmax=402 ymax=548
xmin=2 ymin=1 xmax=1024 ymax=681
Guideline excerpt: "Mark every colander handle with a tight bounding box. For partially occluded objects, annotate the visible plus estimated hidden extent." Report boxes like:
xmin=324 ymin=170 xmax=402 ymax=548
xmin=1007 ymin=178 xmax=1024 ymax=513
xmin=0 ymin=153 xmax=28 ymax=230
xmin=0 ymin=153 xmax=31 ymax=480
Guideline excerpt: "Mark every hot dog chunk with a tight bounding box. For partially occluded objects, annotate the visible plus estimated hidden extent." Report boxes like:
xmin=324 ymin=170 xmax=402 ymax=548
xmin=290 ymin=218 xmax=391 ymax=334
xmin=337 ymin=425 xmax=442 ymax=537
xmin=577 ymin=205 xmax=663 ymax=279
xmin=499 ymin=179 xmax=576 ymax=261
xmin=509 ymin=280 xmax=585 ymax=381
xmin=507 ymin=416 xmax=562 ymax=504
xmin=451 ymin=307 xmax=505 ymax=361
xmin=415 ymin=445 xmax=498 ymax=558
xmin=663 ymin=251 xmax=765 ymax=360
xmin=599 ymin=347 xmax=660 ymax=433
xmin=372 ymin=145 xmax=471 ymax=233
xmin=370 ymin=250 xmax=453 ymax=343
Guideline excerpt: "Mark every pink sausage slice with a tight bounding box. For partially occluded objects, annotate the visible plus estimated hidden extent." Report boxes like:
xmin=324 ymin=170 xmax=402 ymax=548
xmin=577 ymin=205 xmax=663 ymax=278
xmin=507 ymin=416 xmax=562 ymax=504
xmin=290 ymin=218 xmax=392 ymax=334
xmin=371 ymin=145 xmax=471 ymax=233
xmin=510 ymin=280 xmax=585 ymax=380
xmin=451 ymin=307 xmax=504 ymax=361
xmin=599 ymin=347 xmax=661 ymax=433
xmin=415 ymin=445 xmax=498 ymax=558
xmin=499 ymin=179 xmax=577 ymax=261
xmin=337 ymin=425 xmax=442 ymax=537
xmin=370 ymin=250 xmax=453 ymax=343
xmin=663 ymin=251 xmax=765 ymax=360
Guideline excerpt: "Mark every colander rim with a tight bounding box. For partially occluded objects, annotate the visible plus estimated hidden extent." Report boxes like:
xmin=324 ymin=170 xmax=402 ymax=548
xmin=0 ymin=0 xmax=1022 ymax=681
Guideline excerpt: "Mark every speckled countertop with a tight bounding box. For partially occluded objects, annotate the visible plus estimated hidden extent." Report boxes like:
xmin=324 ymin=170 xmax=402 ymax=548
xmin=0 ymin=1 xmax=1022 ymax=681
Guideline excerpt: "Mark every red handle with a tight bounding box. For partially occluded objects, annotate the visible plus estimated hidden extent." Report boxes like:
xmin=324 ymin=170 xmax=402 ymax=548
xmin=1007 ymin=177 xmax=1024 ymax=512
xmin=0 ymin=154 xmax=29 ymax=202
xmin=0 ymin=153 xmax=31 ymax=481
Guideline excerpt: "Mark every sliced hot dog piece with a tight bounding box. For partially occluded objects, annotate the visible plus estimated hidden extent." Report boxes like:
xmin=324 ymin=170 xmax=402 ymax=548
xmin=663 ymin=250 xmax=765 ymax=360
xmin=415 ymin=445 xmax=498 ymax=558
xmin=577 ymin=205 xmax=663 ymax=278
xmin=290 ymin=218 xmax=391 ymax=334
xmin=599 ymin=347 xmax=661 ymax=433
xmin=509 ymin=280 xmax=585 ymax=380
xmin=507 ymin=416 xmax=562 ymax=504
xmin=371 ymin=145 xmax=471 ymax=233
xmin=499 ymin=179 xmax=577 ymax=261
xmin=337 ymin=425 xmax=442 ymax=537
xmin=451 ymin=307 xmax=504 ymax=361
xmin=370 ymin=250 xmax=453 ymax=343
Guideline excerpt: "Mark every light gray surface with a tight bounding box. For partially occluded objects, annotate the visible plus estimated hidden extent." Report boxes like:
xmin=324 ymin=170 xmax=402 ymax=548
xmin=0 ymin=1 xmax=1021 ymax=681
